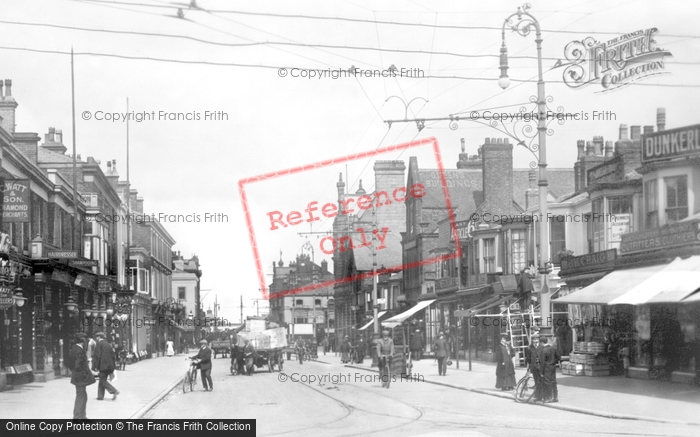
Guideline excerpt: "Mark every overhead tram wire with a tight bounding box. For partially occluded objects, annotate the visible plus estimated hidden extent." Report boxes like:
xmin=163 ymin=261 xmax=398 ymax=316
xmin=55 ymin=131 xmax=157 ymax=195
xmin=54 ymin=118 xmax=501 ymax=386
xmin=74 ymin=0 xmax=700 ymax=39
xmin=3 ymin=20 xmax=696 ymax=65
xmin=0 ymin=45 xmax=695 ymax=88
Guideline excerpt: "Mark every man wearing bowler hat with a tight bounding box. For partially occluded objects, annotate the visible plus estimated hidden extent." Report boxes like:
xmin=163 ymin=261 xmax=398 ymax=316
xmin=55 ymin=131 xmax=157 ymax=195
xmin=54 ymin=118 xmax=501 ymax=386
xmin=68 ymin=332 xmax=95 ymax=420
xmin=92 ymin=332 xmax=119 ymax=401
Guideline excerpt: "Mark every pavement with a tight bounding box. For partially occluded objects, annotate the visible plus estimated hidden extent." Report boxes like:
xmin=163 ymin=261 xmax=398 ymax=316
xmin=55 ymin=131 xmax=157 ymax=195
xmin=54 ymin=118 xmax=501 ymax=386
xmin=3 ymin=350 xmax=700 ymax=426
xmin=0 ymin=354 xmax=186 ymax=420
xmin=341 ymin=353 xmax=700 ymax=426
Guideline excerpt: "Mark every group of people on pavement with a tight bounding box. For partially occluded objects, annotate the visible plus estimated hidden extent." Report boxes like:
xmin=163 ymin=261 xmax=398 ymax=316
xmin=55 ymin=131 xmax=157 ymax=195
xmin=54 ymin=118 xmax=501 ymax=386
xmin=340 ymin=336 xmax=368 ymax=364
xmin=496 ymin=332 xmax=560 ymax=402
xmin=524 ymin=334 xmax=560 ymax=403
xmin=68 ymin=331 xmax=121 ymax=421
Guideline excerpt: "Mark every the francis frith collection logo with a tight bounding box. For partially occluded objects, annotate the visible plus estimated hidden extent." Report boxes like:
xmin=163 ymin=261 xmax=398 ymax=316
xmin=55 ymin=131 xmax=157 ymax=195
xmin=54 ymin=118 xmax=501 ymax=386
xmin=560 ymin=27 xmax=672 ymax=92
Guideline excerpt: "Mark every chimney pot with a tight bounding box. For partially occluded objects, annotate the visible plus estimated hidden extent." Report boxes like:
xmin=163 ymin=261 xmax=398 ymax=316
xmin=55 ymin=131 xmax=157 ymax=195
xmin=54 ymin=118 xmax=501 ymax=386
xmin=586 ymin=141 xmax=593 ymax=156
xmin=643 ymin=126 xmax=654 ymax=135
xmin=657 ymin=108 xmax=666 ymax=132
xmin=0 ymin=81 xmax=4 ymax=97
xmin=630 ymin=126 xmax=641 ymax=140
xmin=605 ymin=141 xmax=614 ymax=158
xmin=55 ymin=129 xmax=62 ymax=143
xmin=485 ymin=138 xmax=491 ymax=144
xmin=619 ymin=124 xmax=628 ymax=140
xmin=4 ymin=79 xmax=12 ymax=97
xmin=460 ymin=138 xmax=465 ymax=152
xmin=577 ymin=140 xmax=585 ymax=159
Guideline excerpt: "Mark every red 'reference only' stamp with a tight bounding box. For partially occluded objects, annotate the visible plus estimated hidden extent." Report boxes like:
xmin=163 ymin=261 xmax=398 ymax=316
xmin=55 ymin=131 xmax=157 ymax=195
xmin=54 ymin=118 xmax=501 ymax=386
xmin=238 ymin=137 xmax=459 ymax=300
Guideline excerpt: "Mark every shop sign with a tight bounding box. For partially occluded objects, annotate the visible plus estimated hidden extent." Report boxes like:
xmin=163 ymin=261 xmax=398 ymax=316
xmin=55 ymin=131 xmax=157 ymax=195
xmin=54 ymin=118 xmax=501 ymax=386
xmin=620 ymin=219 xmax=700 ymax=254
xmin=69 ymin=259 xmax=99 ymax=267
xmin=587 ymin=157 xmax=623 ymax=185
xmin=642 ymin=124 xmax=700 ymax=163
xmin=98 ymin=277 xmax=112 ymax=294
xmin=48 ymin=250 xmax=78 ymax=259
xmin=560 ymin=249 xmax=617 ymax=273
xmin=0 ymin=291 xmax=14 ymax=310
xmin=450 ymin=219 xmax=476 ymax=242
xmin=75 ymin=273 xmax=97 ymax=290
xmin=2 ymin=179 xmax=31 ymax=223
xmin=435 ymin=276 xmax=458 ymax=292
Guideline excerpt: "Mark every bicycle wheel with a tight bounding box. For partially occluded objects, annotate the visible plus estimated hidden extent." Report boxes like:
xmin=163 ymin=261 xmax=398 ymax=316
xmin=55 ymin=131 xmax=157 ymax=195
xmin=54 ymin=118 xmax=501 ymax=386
xmin=190 ymin=368 xmax=197 ymax=390
xmin=514 ymin=374 xmax=536 ymax=403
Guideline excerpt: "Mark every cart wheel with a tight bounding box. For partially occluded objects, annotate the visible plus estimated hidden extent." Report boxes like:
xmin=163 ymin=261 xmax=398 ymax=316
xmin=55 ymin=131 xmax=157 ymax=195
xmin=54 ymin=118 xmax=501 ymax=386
xmin=268 ymin=360 xmax=273 ymax=372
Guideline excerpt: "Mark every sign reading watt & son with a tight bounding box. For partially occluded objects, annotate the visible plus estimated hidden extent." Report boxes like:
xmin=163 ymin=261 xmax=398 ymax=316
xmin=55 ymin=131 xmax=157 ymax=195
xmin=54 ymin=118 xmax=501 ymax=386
xmin=2 ymin=179 xmax=31 ymax=223
xmin=642 ymin=123 xmax=700 ymax=163
xmin=620 ymin=219 xmax=700 ymax=254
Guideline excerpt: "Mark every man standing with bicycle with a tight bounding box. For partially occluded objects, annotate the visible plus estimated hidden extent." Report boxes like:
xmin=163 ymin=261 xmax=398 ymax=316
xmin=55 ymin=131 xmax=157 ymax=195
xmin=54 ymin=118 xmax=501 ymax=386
xmin=524 ymin=334 xmax=543 ymax=402
xmin=376 ymin=329 xmax=394 ymax=388
xmin=191 ymin=339 xmax=213 ymax=390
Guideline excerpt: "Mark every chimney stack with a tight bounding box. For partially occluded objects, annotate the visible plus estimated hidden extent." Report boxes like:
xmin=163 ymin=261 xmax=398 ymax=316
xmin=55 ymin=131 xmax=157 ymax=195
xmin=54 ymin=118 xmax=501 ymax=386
xmin=55 ymin=129 xmax=63 ymax=143
xmin=41 ymin=127 xmax=68 ymax=154
xmin=482 ymin=137 xmax=513 ymax=216
xmin=643 ymin=126 xmax=654 ymax=136
xmin=657 ymin=108 xmax=666 ymax=132
xmin=605 ymin=141 xmax=614 ymax=158
xmin=619 ymin=124 xmax=628 ymax=140
xmin=630 ymin=126 xmax=641 ymax=140
xmin=586 ymin=141 xmax=594 ymax=156
xmin=577 ymin=140 xmax=585 ymax=159
xmin=593 ymin=136 xmax=604 ymax=156
xmin=0 ymin=79 xmax=18 ymax=134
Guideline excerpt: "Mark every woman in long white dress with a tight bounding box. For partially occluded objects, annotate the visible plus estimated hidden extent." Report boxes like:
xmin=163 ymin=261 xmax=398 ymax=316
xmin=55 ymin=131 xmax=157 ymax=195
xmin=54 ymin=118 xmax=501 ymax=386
xmin=166 ymin=340 xmax=175 ymax=357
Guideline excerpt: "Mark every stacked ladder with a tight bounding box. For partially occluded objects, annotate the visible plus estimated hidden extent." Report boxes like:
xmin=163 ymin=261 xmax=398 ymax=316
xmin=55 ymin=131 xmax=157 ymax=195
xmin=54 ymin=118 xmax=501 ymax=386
xmin=505 ymin=302 xmax=541 ymax=366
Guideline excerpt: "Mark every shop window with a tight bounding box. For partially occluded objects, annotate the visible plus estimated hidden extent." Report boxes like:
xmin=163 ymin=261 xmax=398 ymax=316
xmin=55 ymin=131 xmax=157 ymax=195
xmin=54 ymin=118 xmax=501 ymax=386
xmin=178 ymin=287 xmax=186 ymax=300
xmin=645 ymin=180 xmax=658 ymax=229
xmin=665 ymin=176 xmax=688 ymax=223
xmin=550 ymin=216 xmax=566 ymax=264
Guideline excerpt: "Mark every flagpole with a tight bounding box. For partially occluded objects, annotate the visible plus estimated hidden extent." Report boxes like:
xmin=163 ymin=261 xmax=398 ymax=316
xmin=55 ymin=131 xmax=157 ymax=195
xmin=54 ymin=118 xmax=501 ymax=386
xmin=71 ymin=48 xmax=79 ymax=255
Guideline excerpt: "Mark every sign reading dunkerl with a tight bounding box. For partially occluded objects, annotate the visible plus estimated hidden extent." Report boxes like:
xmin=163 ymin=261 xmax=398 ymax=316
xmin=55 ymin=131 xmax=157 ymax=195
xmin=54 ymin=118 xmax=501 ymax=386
xmin=562 ymin=28 xmax=672 ymax=92
xmin=2 ymin=180 xmax=31 ymax=223
xmin=642 ymin=123 xmax=700 ymax=163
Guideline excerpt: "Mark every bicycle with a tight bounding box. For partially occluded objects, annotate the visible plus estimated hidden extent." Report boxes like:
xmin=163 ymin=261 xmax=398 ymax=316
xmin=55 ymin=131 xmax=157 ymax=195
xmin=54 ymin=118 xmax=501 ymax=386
xmin=514 ymin=370 xmax=538 ymax=403
xmin=183 ymin=358 xmax=200 ymax=393
xmin=349 ymin=347 xmax=359 ymax=364
xmin=378 ymin=355 xmax=392 ymax=389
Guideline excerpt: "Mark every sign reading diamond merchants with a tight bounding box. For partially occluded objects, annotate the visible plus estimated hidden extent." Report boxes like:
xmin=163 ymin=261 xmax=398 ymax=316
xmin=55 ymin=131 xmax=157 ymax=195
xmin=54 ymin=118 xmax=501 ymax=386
xmin=620 ymin=219 xmax=700 ymax=254
xmin=2 ymin=179 xmax=30 ymax=223
xmin=642 ymin=123 xmax=700 ymax=163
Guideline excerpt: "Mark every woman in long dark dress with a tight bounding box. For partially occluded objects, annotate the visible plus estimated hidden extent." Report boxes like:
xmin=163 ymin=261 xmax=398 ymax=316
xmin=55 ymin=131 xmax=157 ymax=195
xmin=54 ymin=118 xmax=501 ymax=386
xmin=495 ymin=333 xmax=516 ymax=390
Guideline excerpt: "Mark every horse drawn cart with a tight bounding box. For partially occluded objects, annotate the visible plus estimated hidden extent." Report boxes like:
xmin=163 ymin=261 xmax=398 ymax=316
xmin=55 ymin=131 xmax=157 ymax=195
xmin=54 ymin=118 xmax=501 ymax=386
xmin=230 ymin=319 xmax=287 ymax=375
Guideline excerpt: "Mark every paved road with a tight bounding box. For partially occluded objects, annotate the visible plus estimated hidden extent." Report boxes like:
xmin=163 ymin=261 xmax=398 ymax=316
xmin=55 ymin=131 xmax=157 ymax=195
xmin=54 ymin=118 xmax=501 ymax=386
xmin=145 ymin=356 xmax=699 ymax=437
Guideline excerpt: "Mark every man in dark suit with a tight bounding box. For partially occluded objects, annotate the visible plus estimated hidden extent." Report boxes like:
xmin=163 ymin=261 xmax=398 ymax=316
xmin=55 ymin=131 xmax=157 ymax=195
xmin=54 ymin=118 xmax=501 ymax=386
xmin=192 ymin=339 xmax=213 ymax=389
xmin=433 ymin=332 xmax=449 ymax=376
xmin=410 ymin=329 xmax=424 ymax=361
xmin=92 ymin=332 xmax=119 ymax=401
xmin=524 ymin=334 xmax=544 ymax=401
xmin=538 ymin=336 xmax=560 ymax=402
xmin=68 ymin=332 xmax=95 ymax=420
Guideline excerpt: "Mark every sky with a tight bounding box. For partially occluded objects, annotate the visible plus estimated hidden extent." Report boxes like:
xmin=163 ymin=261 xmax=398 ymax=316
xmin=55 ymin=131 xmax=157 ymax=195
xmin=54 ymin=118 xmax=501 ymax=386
xmin=1 ymin=0 xmax=698 ymax=322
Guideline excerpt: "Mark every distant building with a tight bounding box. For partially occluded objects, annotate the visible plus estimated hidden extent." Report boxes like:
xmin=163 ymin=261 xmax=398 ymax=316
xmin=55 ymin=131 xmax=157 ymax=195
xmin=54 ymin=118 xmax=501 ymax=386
xmin=269 ymin=253 xmax=334 ymax=341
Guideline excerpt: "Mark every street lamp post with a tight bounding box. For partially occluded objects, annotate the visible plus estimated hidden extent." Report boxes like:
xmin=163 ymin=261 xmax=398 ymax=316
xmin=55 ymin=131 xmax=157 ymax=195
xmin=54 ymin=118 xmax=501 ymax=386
xmin=499 ymin=3 xmax=551 ymax=332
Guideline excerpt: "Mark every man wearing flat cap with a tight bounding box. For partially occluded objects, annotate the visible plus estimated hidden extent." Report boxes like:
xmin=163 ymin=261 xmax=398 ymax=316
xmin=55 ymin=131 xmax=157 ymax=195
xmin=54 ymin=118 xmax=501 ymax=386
xmin=68 ymin=332 xmax=95 ymax=420
xmin=92 ymin=332 xmax=119 ymax=401
xmin=410 ymin=329 xmax=424 ymax=361
xmin=433 ymin=332 xmax=449 ymax=376
xmin=191 ymin=339 xmax=213 ymax=389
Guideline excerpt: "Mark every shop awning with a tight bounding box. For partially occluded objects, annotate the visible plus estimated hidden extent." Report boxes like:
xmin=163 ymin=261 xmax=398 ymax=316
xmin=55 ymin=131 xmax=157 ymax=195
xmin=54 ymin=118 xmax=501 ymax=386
xmin=609 ymin=256 xmax=700 ymax=305
xmin=682 ymin=290 xmax=700 ymax=302
xmin=383 ymin=299 xmax=435 ymax=325
xmin=358 ymin=311 xmax=387 ymax=331
xmin=461 ymin=294 xmax=514 ymax=317
xmin=553 ymin=264 xmax=666 ymax=305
